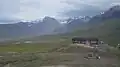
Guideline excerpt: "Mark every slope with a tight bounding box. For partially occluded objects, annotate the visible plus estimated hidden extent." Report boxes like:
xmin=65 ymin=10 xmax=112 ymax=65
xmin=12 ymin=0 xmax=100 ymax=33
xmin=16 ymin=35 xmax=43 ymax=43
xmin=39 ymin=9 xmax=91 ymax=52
xmin=68 ymin=19 xmax=120 ymax=46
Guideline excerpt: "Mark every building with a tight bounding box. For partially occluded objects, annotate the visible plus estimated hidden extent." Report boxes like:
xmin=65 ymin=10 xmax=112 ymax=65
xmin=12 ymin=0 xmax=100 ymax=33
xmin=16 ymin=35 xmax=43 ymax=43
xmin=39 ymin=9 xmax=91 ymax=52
xmin=72 ymin=37 xmax=99 ymax=46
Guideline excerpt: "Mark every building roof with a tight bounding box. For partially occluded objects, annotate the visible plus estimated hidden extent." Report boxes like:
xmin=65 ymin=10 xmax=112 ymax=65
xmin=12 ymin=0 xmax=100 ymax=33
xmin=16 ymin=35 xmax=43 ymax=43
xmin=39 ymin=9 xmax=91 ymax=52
xmin=72 ymin=37 xmax=99 ymax=41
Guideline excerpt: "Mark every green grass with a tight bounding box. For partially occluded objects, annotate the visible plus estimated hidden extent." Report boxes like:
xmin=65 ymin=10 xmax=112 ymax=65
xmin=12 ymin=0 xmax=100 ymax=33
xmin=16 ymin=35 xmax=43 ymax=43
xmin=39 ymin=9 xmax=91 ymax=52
xmin=0 ymin=45 xmax=48 ymax=52
xmin=0 ymin=43 xmax=54 ymax=52
xmin=0 ymin=37 xmax=71 ymax=67
xmin=0 ymin=40 xmax=64 ymax=52
xmin=0 ymin=35 xmax=71 ymax=52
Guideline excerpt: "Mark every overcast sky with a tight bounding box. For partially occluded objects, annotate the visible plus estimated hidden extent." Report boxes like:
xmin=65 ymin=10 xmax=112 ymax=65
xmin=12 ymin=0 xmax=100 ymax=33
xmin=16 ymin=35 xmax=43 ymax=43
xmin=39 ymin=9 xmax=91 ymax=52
xmin=0 ymin=0 xmax=120 ymax=23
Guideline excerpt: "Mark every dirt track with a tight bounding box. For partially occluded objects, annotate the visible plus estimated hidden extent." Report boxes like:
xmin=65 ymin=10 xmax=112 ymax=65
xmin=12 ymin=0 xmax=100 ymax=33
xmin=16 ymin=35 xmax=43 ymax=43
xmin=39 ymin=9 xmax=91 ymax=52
xmin=41 ymin=44 xmax=119 ymax=67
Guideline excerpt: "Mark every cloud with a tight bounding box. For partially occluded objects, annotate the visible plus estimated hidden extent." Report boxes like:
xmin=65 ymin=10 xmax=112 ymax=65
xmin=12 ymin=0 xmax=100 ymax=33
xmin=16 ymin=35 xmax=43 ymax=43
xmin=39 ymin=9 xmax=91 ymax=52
xmin=16 ymin=0 xmax=73 ymax=20
xmin=18 ymin=0 xmax=120 ymax=19
xmin=62 ymin=4 xmax=102 ymax=17
xmin=0 ymin=0 xmax=20 ymax=23
xmin=62 ymin=0 xmax=120 ymax=17
xmin=0 ymin=0 xmax=120 ymax=23
xmin=0 ymin=17 xmax=21 ymax=24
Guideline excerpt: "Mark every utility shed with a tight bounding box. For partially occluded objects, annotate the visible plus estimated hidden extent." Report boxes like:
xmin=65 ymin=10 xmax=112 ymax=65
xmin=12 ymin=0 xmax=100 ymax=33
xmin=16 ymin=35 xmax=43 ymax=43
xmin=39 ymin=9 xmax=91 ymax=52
xmin=72 ymin=37 xmax=99 ymax=46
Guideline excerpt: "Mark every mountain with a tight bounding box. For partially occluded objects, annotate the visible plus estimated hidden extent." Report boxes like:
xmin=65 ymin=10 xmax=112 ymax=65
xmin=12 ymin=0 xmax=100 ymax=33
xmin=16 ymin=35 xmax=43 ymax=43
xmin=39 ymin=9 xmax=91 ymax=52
xmin=88 ymin=5 xmax=120 ymax=46
xmin=56 ymin=17 xmax=89 ymax=33
xmin=67 ymin=5 xmax=120 ymax=46
xmin=80 ymin=16 xmax=92 ymax=22
xmin=56 ymin=16 xmax=91 ymax=33
xmin=41 ymin=17 xmax=61 ymax=34
xmin=102 ymin=5 xmax=120 ymax=19
xmin=0 ymin=22 xmax=32 ymax=38
xmin=54 ymin=23 xmax=67 ymax=34
xmin=27 ymin=5 xmax=120 ymax=46
xmin=66 ymin=18 xmax=87 ymax=32
xmin=1 ymin=5 xmax=120 ymax=43
xmin=89 ymin=5 xmax=120 ymax=24
xmin=31 ymin=16 xmax=61 ymax=35
xmin=68 ymin=19 xmax=120 ymax=46
xmin=0 ymin=16 xmax=61 ymax=39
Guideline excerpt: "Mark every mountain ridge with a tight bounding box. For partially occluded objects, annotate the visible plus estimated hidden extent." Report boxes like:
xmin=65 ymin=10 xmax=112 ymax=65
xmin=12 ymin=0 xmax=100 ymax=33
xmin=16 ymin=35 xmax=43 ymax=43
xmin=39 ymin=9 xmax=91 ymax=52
xmin=0 ymin=5 xmax=120 ymax=41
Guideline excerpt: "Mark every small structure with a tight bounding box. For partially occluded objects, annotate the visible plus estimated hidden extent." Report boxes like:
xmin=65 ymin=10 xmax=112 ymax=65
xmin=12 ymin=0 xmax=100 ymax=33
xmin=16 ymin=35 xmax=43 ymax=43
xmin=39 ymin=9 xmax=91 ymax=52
xmin=116 ymin=44 xmax=120 ymax=49
xmin=72 ymin=37 xmax=99 ymax=46
xmin=24 ymin=41 xmax=32 ymax=44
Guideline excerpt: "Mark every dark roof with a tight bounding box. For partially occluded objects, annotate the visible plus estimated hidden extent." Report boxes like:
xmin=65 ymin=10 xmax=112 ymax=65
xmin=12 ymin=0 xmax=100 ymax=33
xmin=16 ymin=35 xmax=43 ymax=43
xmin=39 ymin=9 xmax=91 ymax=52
xmin=72 ymin=37 xmax=99 ymax=41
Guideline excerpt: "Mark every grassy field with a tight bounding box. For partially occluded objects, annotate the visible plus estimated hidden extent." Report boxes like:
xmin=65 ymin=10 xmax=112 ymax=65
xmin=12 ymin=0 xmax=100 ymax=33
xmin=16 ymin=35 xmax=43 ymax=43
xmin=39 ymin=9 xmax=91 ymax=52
xmin=0 ymin=43 xmax=54 ymax=52
xmin=0 ymin=35 xmax=120 ymax=67
xmin=0 ymin=35 xmax=71 ymax=53
xmin=0 ymin=36 xmax=72 ymax=67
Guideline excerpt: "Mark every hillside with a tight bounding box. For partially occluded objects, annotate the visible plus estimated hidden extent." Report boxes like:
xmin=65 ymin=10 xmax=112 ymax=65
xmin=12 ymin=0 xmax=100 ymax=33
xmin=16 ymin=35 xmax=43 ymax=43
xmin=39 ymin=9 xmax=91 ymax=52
xmin=23 ymin=18 xmax=120 ymax=47
xmin=0 ymin=16 xmax=61 ymax=40
xmin=64 ymin=5 xmax=120 ymax=46
xmin=89 ymin=5 xmax=120 ymax=24
xmin=67 ymin=19 xmax=120 ymax=46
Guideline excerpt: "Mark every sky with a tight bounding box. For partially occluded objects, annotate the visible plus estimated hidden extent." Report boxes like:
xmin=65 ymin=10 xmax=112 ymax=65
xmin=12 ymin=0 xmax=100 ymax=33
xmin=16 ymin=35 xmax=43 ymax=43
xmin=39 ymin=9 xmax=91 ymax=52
xmin=0 ymin=0 xmax=120 ymax=23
